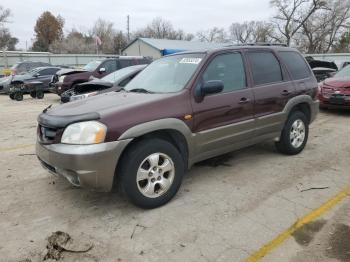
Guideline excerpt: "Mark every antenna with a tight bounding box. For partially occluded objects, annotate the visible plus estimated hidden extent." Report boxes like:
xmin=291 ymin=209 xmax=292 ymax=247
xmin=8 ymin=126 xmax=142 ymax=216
xmin=127 ymin=15 xmax=130 ymax=42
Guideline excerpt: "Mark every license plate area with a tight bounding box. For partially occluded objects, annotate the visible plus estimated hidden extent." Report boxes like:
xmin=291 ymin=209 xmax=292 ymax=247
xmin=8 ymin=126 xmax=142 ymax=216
xmin=329 ymin=95 xmax=345 ymax=105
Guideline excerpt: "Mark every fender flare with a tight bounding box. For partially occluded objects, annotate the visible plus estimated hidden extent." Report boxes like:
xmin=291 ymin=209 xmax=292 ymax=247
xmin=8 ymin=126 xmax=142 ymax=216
xmin=118 ymin=118 xmax=195 ymax=164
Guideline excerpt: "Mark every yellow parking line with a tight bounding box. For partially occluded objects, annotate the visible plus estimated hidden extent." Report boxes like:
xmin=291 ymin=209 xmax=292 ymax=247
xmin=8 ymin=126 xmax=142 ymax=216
xmin=246 ymin=186 xmax=350 ymax=262
xmin=0 ymin=144 xmax=34 ymax=152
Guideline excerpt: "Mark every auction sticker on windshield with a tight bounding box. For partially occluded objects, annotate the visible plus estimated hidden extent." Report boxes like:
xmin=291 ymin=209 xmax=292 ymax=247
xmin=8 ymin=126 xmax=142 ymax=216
xmin=179 ymin=58 xmax=202 ymax=64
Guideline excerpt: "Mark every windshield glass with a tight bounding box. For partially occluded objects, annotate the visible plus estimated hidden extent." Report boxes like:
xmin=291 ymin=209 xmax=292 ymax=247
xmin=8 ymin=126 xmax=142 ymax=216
xmin=83 ymin=60 xmax=102 ymax=71
xmin=125 ymin=54 xmax=205 ymax=93
xmin=334 ymin=65 xmax=350 ymax=77
xmin=102 ymin=65 xmax=144 ymax=83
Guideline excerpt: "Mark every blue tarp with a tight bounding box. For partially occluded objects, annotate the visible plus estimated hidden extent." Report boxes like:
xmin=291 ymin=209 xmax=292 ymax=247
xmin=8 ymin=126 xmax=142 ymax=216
xmin=161 ymin=49 xmax=187 ymax=56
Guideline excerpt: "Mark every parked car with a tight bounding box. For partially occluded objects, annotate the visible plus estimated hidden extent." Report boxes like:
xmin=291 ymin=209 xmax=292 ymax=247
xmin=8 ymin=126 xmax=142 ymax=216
xmin=50 ymin=56 xmax=152 ymax=95
xmin=318 ymin=65 xmax=350 ymax=109
xmin=10 ymin=61 xmax=52 ymax=75
xmin=36 ymin=46 xmax=318 ymax=208
xmin=61 ymin=64 xmax=147 ymax=103
xmin=305 ymin=57 xmax=338 ymax=82
xmin=1 ymin=67 xmax=61 ymax=94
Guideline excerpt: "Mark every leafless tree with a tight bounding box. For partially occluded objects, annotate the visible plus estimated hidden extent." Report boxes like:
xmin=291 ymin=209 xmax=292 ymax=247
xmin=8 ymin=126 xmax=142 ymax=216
xmin=0 ymin=6 xmax=10 ymax=25
xmin=270 ymin=0 xmax=327 ymax=46
xmin=134 ymin=17 xmax=193 ymax=40
xmin=196 ymin=27 xmax=228 ymax=43
xmin=296 ymin=0 xmax=350 ymax=53
xmin=229 ymin=21 xmax=275 ymax=44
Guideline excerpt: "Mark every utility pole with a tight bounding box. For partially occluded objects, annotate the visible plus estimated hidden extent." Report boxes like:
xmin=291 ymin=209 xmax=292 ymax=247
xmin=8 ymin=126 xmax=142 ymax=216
xmin=127 ymin=15 xmax=130 ymax=42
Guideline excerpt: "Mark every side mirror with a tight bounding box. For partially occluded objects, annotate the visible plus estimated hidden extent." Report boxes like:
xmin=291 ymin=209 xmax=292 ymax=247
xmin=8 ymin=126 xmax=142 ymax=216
xmin=196 ymin=80 xmax=224 ymax=97
xmin=99 ymin=67 xmax=106 ymax=73
xmin=34 ymin=73 xmax=40 ymax=77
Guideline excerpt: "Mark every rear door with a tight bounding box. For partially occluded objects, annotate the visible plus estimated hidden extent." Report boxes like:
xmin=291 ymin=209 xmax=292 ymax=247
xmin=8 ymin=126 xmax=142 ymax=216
xmin=246 ymin=50 xmax=295 ymax=136
xmin=191 ymin=51 xmax=255 ymax=161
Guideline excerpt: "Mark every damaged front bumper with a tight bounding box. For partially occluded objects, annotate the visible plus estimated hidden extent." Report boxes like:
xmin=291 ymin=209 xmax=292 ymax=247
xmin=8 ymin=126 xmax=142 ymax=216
xmin=36 ymin=140 xmax=131 ymax=192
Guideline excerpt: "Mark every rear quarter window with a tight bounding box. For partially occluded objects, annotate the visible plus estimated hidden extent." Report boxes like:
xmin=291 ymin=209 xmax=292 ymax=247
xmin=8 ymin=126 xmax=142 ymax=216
xmin=279 ymin=51 xmax=311 ymax=80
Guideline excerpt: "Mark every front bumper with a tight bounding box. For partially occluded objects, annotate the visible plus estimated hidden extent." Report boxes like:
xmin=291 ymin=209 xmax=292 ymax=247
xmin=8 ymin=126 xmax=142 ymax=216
xmin=36 ymin=140 xmax=131 ymax=192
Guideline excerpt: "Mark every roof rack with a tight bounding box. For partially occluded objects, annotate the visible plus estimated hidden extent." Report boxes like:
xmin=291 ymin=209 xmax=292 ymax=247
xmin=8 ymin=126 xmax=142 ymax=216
xmin=226 ymin=42 xmax=288 ymax=47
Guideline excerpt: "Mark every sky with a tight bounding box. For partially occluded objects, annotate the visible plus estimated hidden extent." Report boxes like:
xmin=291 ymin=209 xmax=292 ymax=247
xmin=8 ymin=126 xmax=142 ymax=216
xmin=1 ymin=0 xmax=273 ymax=49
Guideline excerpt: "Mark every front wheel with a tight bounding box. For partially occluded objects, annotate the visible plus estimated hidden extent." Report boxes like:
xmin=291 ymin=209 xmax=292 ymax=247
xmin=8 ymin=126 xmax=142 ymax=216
xmin=119 ymin=139 xmax=185 ymax=209
xmin=14 ymin=92 xmax=23 ymax=101
xmin=275 ymin=111 xmax=309 ymax=155
xmin=30 ymin=91 xmax=36 ymax=98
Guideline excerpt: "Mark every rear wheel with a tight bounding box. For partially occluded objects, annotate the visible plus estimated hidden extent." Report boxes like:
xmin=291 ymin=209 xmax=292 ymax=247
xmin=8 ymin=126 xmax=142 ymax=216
xmin=14 ymin=92 xmax=23 ymax=101
xmin=30 ymin=91 xmax=36 ymax=98
xmin=36 ymin=90 xmax=44 ymax=99
xmin=275 ymin=111 xmax=309 ymax=155
xmin=119 ymin=139 xmax=185 ymax=209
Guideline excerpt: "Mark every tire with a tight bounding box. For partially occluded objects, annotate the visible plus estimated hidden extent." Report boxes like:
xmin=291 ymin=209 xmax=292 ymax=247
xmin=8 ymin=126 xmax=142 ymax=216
xmin=119 ymin=139 xmax=185 ymax=209
xmin=9 ymin=93 xmax=14 ymax=100
xmin=14 ymin=92 xmax=23 ymax=101
xmin=275 ymin=111 xmax=309 ymax=155
xmin=30 ymin=91 xmax=36 ymax=98
xmin=36 ymin=90 xmax=44 ymax=99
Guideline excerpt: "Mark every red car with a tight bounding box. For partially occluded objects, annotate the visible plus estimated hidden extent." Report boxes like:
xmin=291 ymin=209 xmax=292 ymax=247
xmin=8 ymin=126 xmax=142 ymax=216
xmin=318 ymin=66 xmax=350 ymax=109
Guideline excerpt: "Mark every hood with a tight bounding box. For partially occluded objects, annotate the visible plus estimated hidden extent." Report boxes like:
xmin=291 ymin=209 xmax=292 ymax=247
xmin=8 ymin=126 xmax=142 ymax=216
xmin=76 ymin=80 xmax=113 ymax=93
xmin=12 ymin=74 xmax=31 ymax=81
xmin=56 ymin=68 xmax=88 ymax=76
xmin=45 ymin=91 xmax=170 ymax=118
xmin=309 ymin=60 xmax=338 ymax=70
xmin=323 ymin=76 xmax=350 ymax=88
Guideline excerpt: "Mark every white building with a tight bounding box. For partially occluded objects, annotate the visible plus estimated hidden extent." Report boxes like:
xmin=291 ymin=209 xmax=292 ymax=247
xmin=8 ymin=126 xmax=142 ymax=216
xmin=122 ymin=38 xmax=225 ymax=59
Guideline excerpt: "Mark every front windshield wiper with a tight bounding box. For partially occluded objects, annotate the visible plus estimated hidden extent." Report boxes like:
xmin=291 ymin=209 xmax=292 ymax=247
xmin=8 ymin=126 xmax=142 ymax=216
xmin=127 ymin=88 xmax=154 ymax=94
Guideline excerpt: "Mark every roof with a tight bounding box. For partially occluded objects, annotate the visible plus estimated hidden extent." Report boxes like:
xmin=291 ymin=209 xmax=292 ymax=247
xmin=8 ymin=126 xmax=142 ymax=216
xmin=122 ymin=38 xmax=225 ymax=53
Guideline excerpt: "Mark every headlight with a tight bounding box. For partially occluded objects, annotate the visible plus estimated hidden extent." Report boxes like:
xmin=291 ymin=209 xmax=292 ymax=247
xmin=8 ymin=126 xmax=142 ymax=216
xmin=58 ymin=75 xmax=66 ymax=82
xmin=61 ymin=121 xmax=107 ymax=144
xmin=70 ymin=92 xmax=98 ymax=102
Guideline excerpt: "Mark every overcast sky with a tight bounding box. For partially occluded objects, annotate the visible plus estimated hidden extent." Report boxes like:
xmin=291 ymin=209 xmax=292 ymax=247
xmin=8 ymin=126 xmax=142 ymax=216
xmin=2 ymin=0 xmax=272 ymax=49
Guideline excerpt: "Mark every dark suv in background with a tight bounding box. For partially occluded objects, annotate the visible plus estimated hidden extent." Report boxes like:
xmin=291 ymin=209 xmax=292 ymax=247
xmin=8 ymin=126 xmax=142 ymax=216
xmin=51 ymin=56 xmax=152 ymax=95
xmin=37 ymin=45 xmax=318 ymax=208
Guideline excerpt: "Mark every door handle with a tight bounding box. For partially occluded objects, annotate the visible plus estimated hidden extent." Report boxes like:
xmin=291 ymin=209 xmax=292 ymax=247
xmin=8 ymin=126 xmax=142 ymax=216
xmin=239 ymin=97 xmax=250 ymax=104
xmin=281 ymin=90 xmax=291 ymax=96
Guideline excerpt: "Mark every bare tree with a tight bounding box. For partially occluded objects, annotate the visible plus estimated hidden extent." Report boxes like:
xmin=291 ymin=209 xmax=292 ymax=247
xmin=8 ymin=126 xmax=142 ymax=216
xmin=0 ymin=6 xmax=10 ymax=25
xmin=134 ymin=17 xmax=193 ymax=40
xmin=229 ymin=21 xmax=275 ymax=44
xmin=91 ymin=19 xmax=117 ymax=54
xmin=270 ymin=0 xmax=327 ymax=46
xmin=196 ymin=27 xmax=227 ymax=43
xmin=297 ymin=0 xmax=350 ymax=53
xmin=0 ymin=6 xmax=17 ymax=50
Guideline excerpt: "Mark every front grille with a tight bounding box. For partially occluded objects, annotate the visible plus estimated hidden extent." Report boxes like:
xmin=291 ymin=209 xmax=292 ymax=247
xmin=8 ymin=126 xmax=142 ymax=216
xmin=39 ymin=125 xmax=59 ymax=144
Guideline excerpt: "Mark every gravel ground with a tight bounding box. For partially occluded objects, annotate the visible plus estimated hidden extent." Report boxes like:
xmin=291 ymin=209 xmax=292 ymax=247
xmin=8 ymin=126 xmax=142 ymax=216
xmin=0 ymin=93 xmax=349 ymax=262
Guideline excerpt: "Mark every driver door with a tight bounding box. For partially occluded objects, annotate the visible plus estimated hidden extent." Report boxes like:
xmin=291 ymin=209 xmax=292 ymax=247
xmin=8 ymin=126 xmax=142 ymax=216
xmin=191 ymin=51 xmax=255 ymax=161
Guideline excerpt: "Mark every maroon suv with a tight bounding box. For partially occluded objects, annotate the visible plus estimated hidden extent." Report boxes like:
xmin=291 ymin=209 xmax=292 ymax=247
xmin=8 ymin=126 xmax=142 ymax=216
xmin=51 ymin=56 xmax=151 ymax=95
xmin=36 ymin=45 xmax=319 ymax=208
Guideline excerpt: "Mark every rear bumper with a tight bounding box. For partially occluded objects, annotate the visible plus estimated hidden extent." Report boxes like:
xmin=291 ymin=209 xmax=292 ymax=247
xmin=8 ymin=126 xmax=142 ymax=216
xmin=36 ymin=140 xmax=131 ymax=192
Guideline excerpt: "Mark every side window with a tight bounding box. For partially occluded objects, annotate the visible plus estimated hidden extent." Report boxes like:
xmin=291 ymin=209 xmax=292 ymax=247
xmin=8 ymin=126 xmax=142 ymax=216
xmin=247 ymin=51 xmax=283 ymax=85
xmin=279 ymin=51 xmax=311 ymax=80
xmin=40 ymin=68 xmax=59 ymax=75
xmin=101 ymin=60 xmax=117 ymax=73
xmin=119 ymin=60 xmax=132 ymax=69
xmin=202 ymin=53 xmax=246 ymax=93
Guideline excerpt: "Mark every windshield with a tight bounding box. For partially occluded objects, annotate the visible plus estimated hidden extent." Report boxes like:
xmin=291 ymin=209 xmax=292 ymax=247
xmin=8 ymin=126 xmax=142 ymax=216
xmin=334 ymin=65 xmax=350 ymax=78
xmin=83 ymin=60 xmax=102 ymax=71
xmin=125 ymin=54 xmax=205 ymax=93
xmin=102 ymin=65 xmax=144 ymax=83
